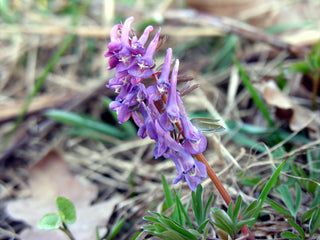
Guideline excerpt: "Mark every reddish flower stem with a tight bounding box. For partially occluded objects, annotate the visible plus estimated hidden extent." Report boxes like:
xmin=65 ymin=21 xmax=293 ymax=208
xmin=152 ymin=73 xmax=255 ymax=240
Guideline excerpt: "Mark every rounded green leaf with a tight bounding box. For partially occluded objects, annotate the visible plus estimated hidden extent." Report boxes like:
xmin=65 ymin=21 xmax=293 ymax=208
xmin=56 ymin=197 xmax=76 ymax=225
xmin=38 ymin=213 xmax=61 ymax=230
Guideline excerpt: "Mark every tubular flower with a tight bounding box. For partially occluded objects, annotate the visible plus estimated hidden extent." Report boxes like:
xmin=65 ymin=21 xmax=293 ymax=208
xmin=105 ymin=16 xmax=208 ymax=191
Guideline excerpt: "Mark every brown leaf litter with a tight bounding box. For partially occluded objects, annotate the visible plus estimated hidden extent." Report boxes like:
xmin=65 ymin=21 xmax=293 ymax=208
xmin=261 ymin=79 xmax=320 ymax=139
xmin=6 ymin=150 xmax=122 ymax=240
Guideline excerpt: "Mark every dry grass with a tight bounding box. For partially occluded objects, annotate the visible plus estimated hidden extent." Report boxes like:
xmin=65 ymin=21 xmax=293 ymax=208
xmin=1 ymin=0 xmax=320 ymax=239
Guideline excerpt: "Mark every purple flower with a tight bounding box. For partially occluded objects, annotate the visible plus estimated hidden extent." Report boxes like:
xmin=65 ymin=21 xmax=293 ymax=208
xmin=183 ymin=135 xmax=207 ymax=155
xmin=157 ymin=48 xmax=172 ymax=94
xmin=130 ymin=25 xmax=153 ymax=55
xmin=110 ymin=83 xmax=146 ymax=124
xmin=109 ymin=101 xmax=131 ymax=123
xmin=105 ymin=24 xmax=122 ymax=70
xmin=179 ymin=112 xmax=207 ymax=154
xmin=128 ymin=28 xmax=161 ymax=78
xmin=166 ymin=59 xmax=181 ymax=123
xmin=169 ymin=148 xmax=207 ymax=191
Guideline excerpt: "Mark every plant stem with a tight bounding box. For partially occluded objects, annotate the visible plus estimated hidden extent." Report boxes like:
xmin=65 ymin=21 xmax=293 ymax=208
xmin=195 ymin=153 xmax=255 ymax=240
xmin=59 ymin=222 xmax=76 ymax=240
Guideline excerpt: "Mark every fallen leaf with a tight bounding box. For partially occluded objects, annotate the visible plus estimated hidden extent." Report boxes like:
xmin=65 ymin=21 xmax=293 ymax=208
xmin=261 ymin=80 xmax=320 ymax=139
xmin=6 ymin=150 xmax=122 ymax=240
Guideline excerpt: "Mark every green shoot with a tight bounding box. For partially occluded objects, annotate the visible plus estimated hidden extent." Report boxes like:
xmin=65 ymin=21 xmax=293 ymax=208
xmin=38 ymin=197 xmax=76 ymax=240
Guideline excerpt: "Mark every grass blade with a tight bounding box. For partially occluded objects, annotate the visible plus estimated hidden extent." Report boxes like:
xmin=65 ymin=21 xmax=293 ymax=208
xmin=250 ymin=160 xmax=286 ymax=225
xmin=161 ymin=175 xmax=174 ymax=212
xmin=192 ymin=184 xmax=204 ymax=226
xmin=45 ymin=110 xmax=127 ymax=139
xmin=233 ymin=58 xmax=274 ymax=127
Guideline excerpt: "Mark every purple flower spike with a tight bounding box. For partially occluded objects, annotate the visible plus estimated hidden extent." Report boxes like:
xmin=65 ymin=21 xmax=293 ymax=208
xmin=166 ymin=59 xmax=181 ymax=122
xmin=157 ymin=48 xmax=172 ymax=94
xmin=105 ymin=17 xmax=208 ymax=191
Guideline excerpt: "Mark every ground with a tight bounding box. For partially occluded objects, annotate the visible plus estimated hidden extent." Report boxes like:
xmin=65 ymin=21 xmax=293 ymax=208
xmin=0 ymin=1 xmax=320 ymax=239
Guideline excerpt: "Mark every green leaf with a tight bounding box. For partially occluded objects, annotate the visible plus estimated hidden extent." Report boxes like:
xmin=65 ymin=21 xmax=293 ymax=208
xmin=204 ymin=193 xmax=214 ymax=221
xmin=287 ymin=219 xmax=305 ymax=240
xmin=212 ymin=209 xmax=236 ymax=239
xmin=187 ymin=229 xmax=202 ymax=239
xmin=38 ymin=213 xmax=61 ymax=230
xmin=161 ymin=175 xmax=174 ymax=212
xmin=309 ymin=207 xmax=320 ymax=236
xmin=190 ymin=118 xmax=225 ymax=133
xmin=45 ymin=110 xmax=127 ymax=140
xmin=174 ymin=191 xmax=193 ymax=229
xmin=227 ymin=201 xmax=234 ymax=220
xmin=236 ymin=218 xmax=255 ymax=233
xmin=294 ymin=183 xmax=301 ymax=219
xmin=266 ymin=198 xmax=292 ymax=218
xmin=311 ymin=187 xmax=320 ymax=208
xmin=308 ymin=41 xmax=320 ymax=69
xmin=197 ymin=219 xmax=209 ymax=233
xmin=302 ymin=208 xmax=316 ymax=223
xmin=192 ymin=184 xmax=204 ymax=226
xmin=251 ymin=161 xmax=286 ymax=225
xmin=289 ymin=61 xmax=312 ymax=75
xmin=107 ymin=218 xmax=125 ymax=240
xmin=281 ymin=232 xmax=301 ymax=240
xmin=151 ymin=230 xmax=187 ymax=240
xmin=278 ymin=185 xmax=295 ymax=218
xmin=172 ymin=190 xmax=185 ymax=227
xmin=233 ymin=196 xmax=242 ymax=223
xmin=56 ymin=197 xmax=76 ymax=225
xmin=243 ymin=200 xmax=260 ymax=219
xmin=156 ymin=217 xmax=198 ymax=240
xmin=130 ymin=230 xmax=143 ymax=240
xmin=233 ymin=57 xmax=274 ymax=127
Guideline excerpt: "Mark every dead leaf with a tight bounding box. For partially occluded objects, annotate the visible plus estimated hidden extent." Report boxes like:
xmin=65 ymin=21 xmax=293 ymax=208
xmin=261 ymin=80 xmax=320 ymax=139
xmin=6 ymin=150 xmax=122 ymax=240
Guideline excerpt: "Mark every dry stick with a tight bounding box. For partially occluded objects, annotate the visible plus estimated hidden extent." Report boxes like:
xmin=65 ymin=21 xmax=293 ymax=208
xmin=152 ymin=73 xmax=255 ymax=240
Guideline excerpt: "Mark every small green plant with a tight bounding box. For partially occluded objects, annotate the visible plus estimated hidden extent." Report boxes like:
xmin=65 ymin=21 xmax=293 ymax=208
xmin=38 ymin=197 xmax=127 ymax=240
xmin=267 ymin=181 xmax=320 ymax=239
xmin=38 ymin=197 xmax=76 ymax=240
xmin=211 ymin=196 xmax=259 ymax=240
xmin=142 ymin=176 xmax=213 ymax=240
xmin=289 ymin=41 xmax=320 ymax=110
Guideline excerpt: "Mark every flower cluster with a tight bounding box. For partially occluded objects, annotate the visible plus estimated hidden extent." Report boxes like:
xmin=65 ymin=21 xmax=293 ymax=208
xmin=105 ymin=17 xmax=207 ymax=191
